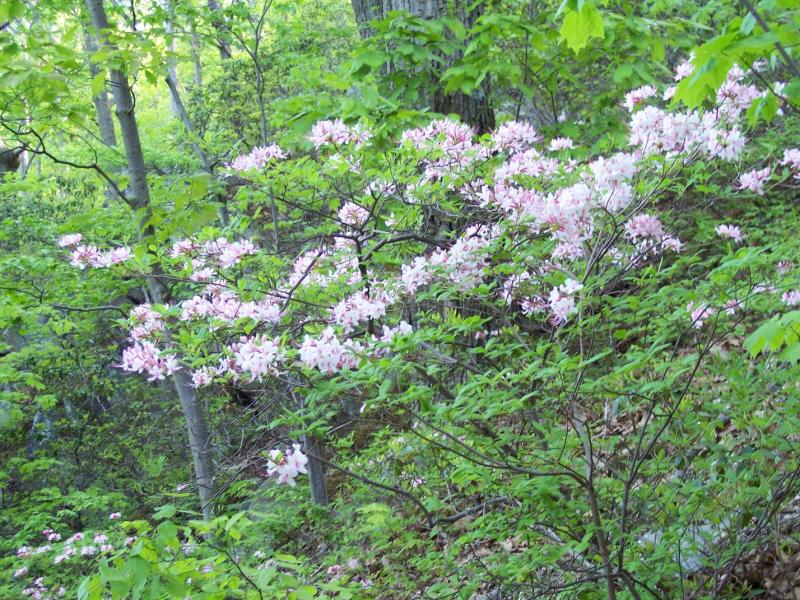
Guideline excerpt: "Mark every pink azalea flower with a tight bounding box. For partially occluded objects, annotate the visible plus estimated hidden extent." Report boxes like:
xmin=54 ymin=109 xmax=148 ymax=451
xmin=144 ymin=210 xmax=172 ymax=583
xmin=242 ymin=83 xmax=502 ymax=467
xmin=738 ymin=167 xmax=771 ymax=195
xmin=781 ymin=291 xmax=800 ymax=306
xmin=715 ymin=224 xmax=744 ymax=242
xmin=266 ymin=443 xmax=309 ymax=486
xmin=623 ymin=85 xmax=657 ymax=111
xmin=338 ymin=202 xmax=370 ymax=227
xmin=549 ymin=137 xmax=574 ymax=151
xmin=58 ymin=233 xmax=82 ymax=247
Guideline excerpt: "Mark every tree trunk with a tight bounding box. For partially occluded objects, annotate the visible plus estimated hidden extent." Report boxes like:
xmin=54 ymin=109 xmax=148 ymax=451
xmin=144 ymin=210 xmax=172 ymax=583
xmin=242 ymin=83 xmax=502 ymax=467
xmin=173 ymin=369 xmax=216 ymax=521
xmin=207 ymin=0 xmax=232 ymax=61
xmin=85 ymin=0 xmax=217 ymax=520
xmin=82 ymin=28 xmax=117 ymax=147
xmin=303 ymin=434 xmax=329 ymax=505
xmin=294 ymin=388 xmax=328 ymax=506
xmin=164 ymin=0 xmax=181 ymax=117
xmin=350 ymin=0 xmax=495 ymax=132
xmin=165 ymin=75 xmax=211 ymax=171
xmin=165 ymin=74 xmax=229 ymax=225
xmin=190 ymin=26 xmax=203 ymax=87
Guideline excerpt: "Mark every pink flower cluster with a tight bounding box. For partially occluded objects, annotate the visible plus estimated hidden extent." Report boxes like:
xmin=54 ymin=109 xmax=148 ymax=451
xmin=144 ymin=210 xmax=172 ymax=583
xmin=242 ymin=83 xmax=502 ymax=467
xmin=379 ymin=320 xmax=413 ymax=345
xmin=120 ymin=341 xmax=180 ymax=381
xmin=266 ymin=443 xmax=309 ymax=486
xmin=20 ymin=576 xmax=65 ymax=600
xmin=179 ymin=292 xmax=282 ymax=324
xmin=548 ymin=279 xmax=583 ymax=325
xmin=738 ymin=167 xmax=770 ymax=195
xmin=198 ymin=238 xmax=259 ymax=268
xmin=623 ymin=214 xmax=681 ymax=255
xmin=331 ymin=289 xmax=392 ymax=333
xmin=629 ymin=105 xmax=746 ymax=160
xmin=401 ymin=119 xmax=489 ymax=181
xmin=427 ymin=224 xmax=499 ymax=289
xmin=229 ymin=144 xmax=286 ymax=172
xmin=338 ymin=201 xmax=370 ymax=227
xmin=716 ymin=66 xmax=763 ymax=118
xmin=231 ymin=335 xmax=283 ymax=382
xmin=782 ymin=148 xmax=800 ymax=176
xmin=170 ymin=237 xmax=259 ymax=269
xmin=494 ymin=148 xmax=560 ymax=182
xmin=42 ymin=529 xmax=61 ymax=542
xmin=22 ymin=580 xmax=67 ymax=600
xmin=129 ymin=304 xmax=166 ymax=341
xmin=66 ymin=243 xmax=131 ymax=270
xmin=57 ymin=233 xmax=83 ymax=247
xmin=309 ymin=119 xmax=371 ymax=148
xmin=549 ymin=137 xmax=574 ymax=151
xmin=715 ymin=224 xmax=744 ymax=243
xmin=491 ymin=121 xmax=540 ymax=153
xmin=400 ymin=256 xmax=433 ymax=294
xmin=782 ymin=291 xmax=800 ymax=306
xmin=299 ymin=327 xmax=363 ymax=373
xmin=687 ymin=302 xmax=715 ymax=329
xmin=624 ymin=85 xmax=657 ymax=112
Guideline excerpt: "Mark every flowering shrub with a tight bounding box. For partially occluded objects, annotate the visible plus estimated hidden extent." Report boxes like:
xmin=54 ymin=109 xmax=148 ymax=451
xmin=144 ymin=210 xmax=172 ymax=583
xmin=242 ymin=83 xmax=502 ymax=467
xmin=62 ymin=62 xmax=797 ymax=385
xmin=46 ymin=59 xmax=800 ymax=596
xmin=5 ymin=511 xmax=341 ymax=600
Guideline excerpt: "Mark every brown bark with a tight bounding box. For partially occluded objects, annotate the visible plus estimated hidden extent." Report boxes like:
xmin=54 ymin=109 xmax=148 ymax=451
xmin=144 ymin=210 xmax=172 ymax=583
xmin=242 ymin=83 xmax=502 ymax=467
xmin=0 ymin=147 xmax=22 ymax=175
xmin=350 ymin=0 xmax=495 ymax=131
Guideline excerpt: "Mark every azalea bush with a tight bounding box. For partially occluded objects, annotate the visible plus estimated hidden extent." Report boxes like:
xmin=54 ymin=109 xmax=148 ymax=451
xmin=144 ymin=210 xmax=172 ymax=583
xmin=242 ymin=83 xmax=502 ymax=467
xmin=3 ymin=509 xmax=339 ymax=600
xmin=9 ymin=56 xmax=793 ymax=598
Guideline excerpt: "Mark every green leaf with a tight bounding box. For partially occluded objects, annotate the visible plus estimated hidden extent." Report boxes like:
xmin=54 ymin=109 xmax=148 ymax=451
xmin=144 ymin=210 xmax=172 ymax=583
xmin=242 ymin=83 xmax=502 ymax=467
xmin=740 ymin=13 xmax=757 ymax=35
xmin=559 ymin=3 xmax=604 ymax=54
xmin=90 ymin=72 xmax=107 ymax=96
xmin=152 ymin=504 xmax=177 ymax=519
xmin=292 ymin=586 xmax=318 ymax=600
xmin=36 ymin=394 xmax=57 ymax=409
xmin=350 ymin=49 xmax=387 ymax=76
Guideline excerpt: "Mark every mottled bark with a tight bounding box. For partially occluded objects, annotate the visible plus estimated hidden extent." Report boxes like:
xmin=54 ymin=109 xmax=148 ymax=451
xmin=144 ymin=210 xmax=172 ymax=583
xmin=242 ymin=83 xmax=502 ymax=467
xmin=85 ymin=0 xmax=217 ymax=520
xmin=350 ymin=0 xmax=494 ymax=132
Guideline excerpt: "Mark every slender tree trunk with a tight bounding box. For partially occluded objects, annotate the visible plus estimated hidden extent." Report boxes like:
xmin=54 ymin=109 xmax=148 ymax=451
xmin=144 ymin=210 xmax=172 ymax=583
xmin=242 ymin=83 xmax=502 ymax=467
xmin=85 ymin=0 xmax=217 ymax=520
xmin=190 ymin=26 xmax=203 ymax=87
xmin=296 ymin=392 xmax=328 ymax=505
xmin=350 ymin=0 xmax=495 ymax=132
xmin=83 ymin=25 xmax=119 ymax=205
xmin=165 ymin=75 xmax=211 ymax=171
xmin=165 ymin=74 xmax=229 ymax=226
xmin=173 ymin=369 xmax=216 ymax=521
xmin=83 ymin=28 xmax=117 ymax=147
xmin=207 ymin=0 xmax=232 ymax=61
xmin=254 ymin=66 xmax=269 ymax=145
xmin=164 ymin=0 xmax=181 ymax=116
xmin=303 ymin=434 xmax=329 ymax=505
